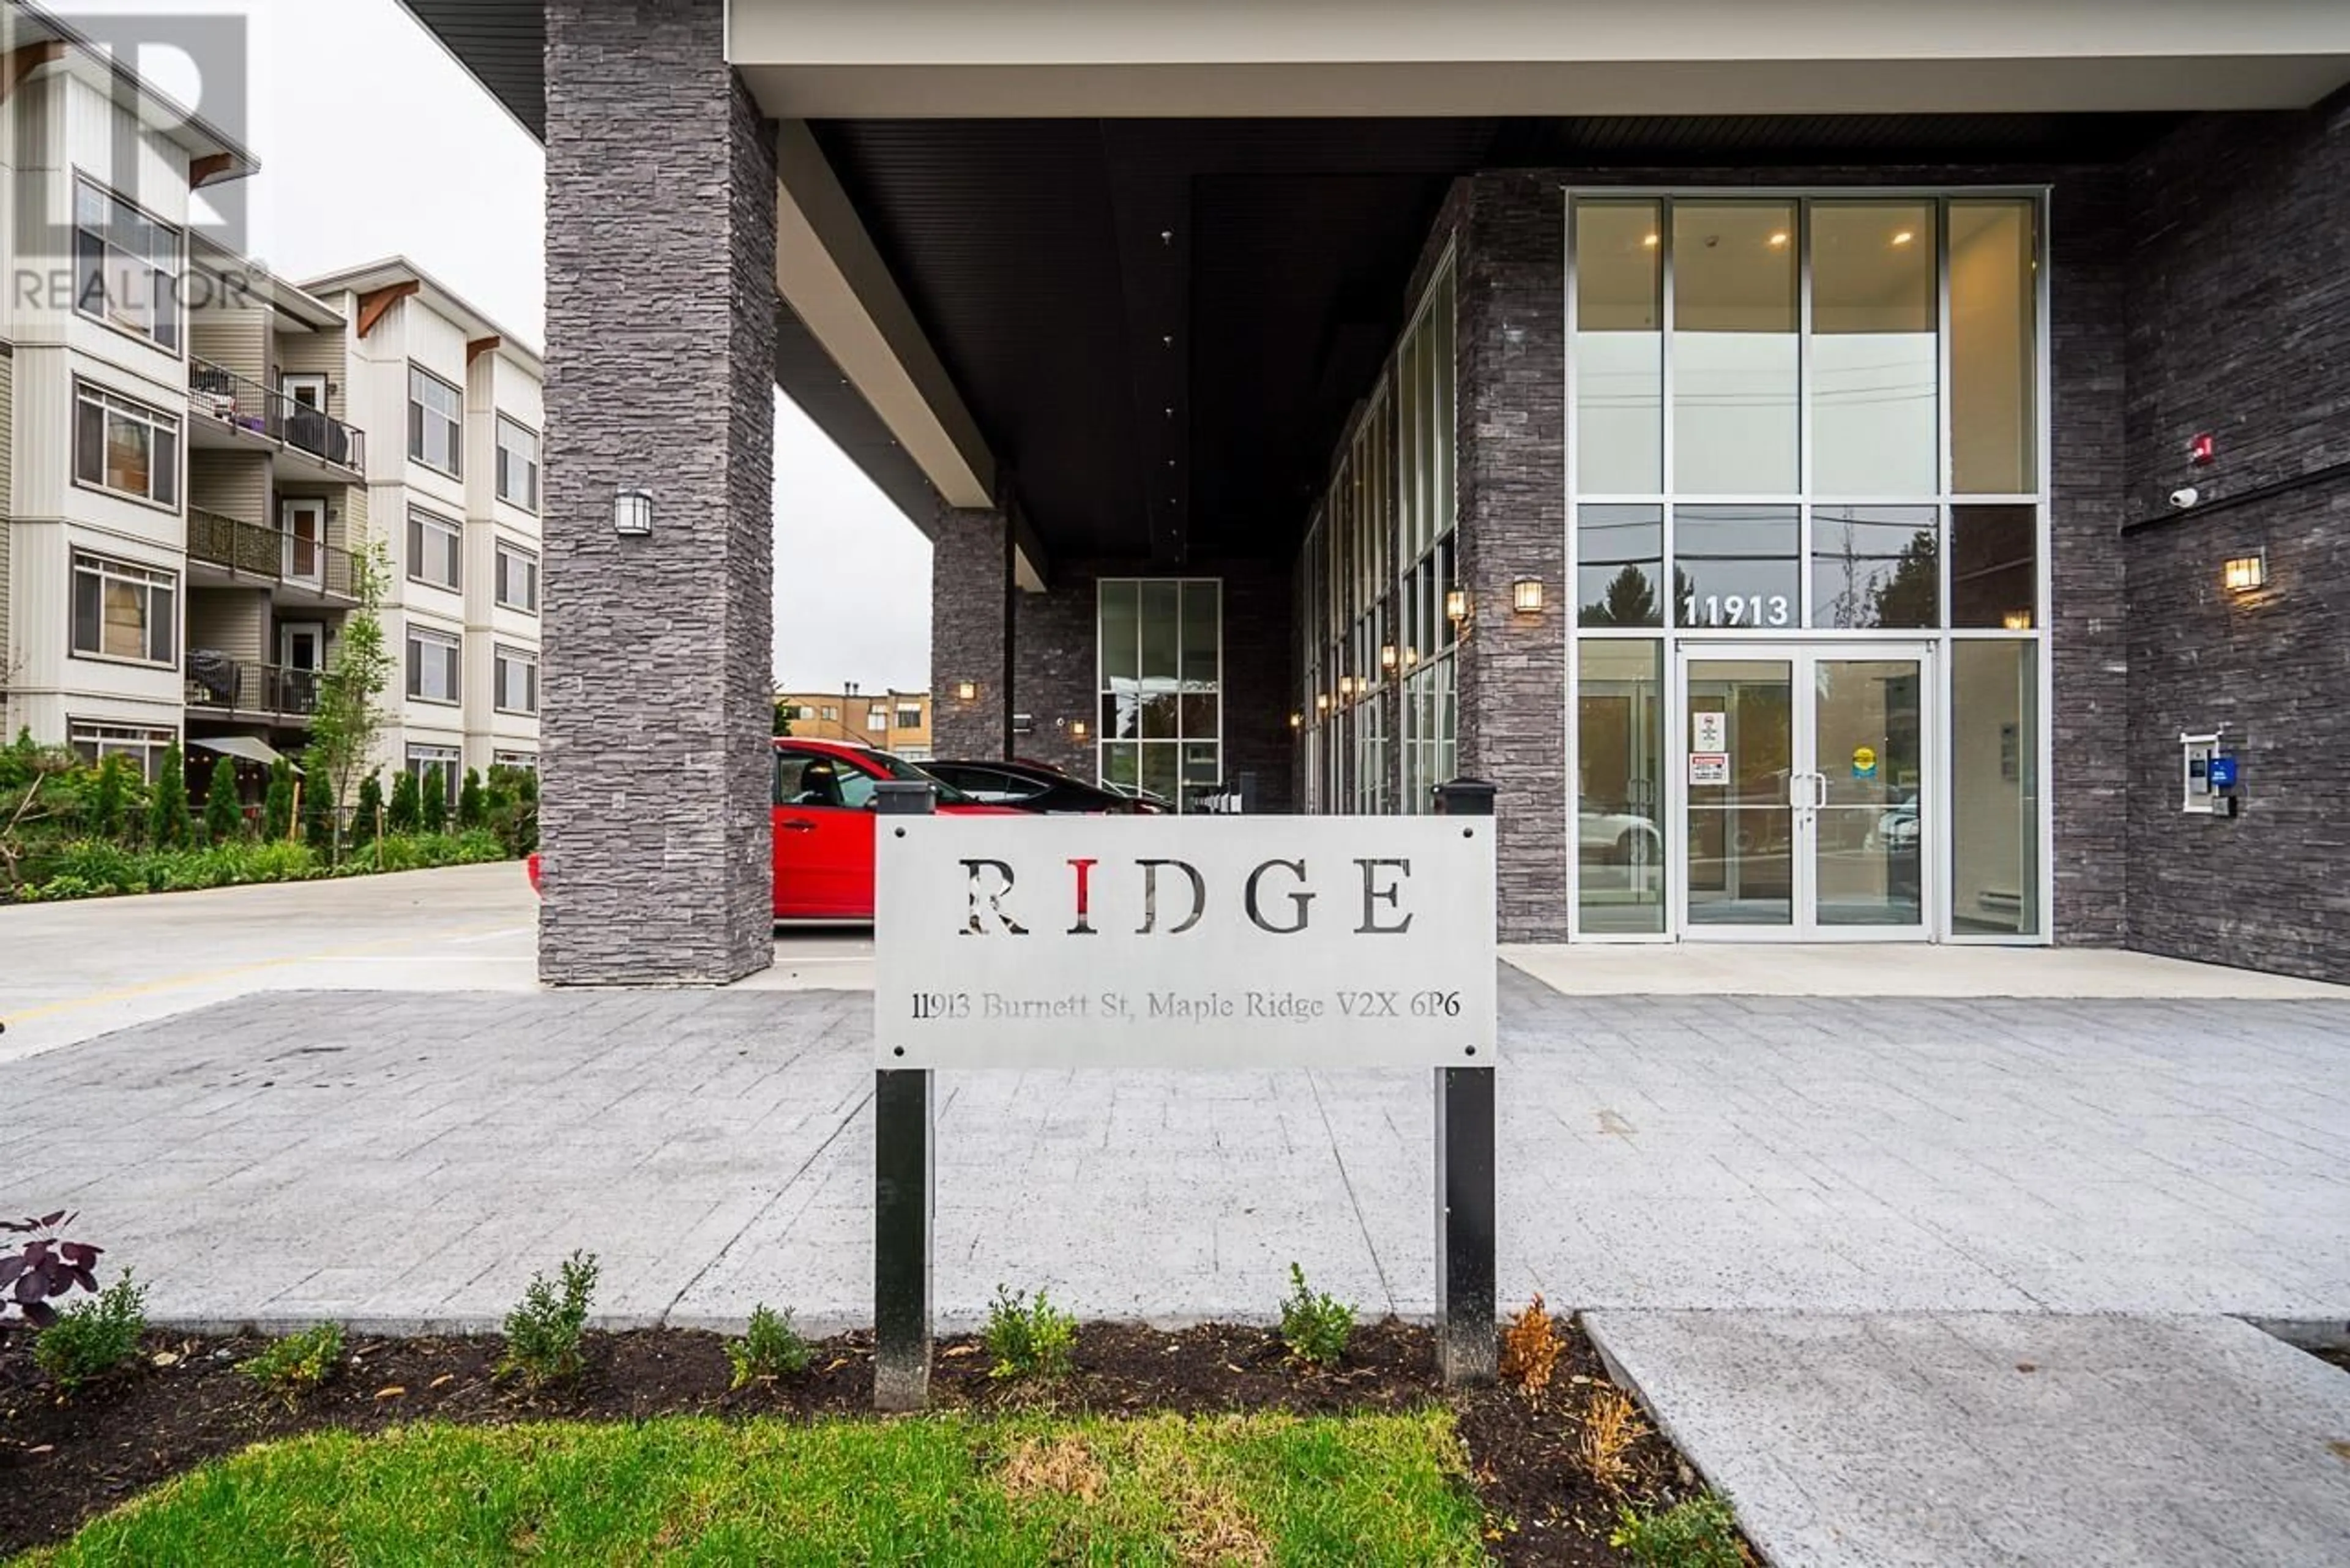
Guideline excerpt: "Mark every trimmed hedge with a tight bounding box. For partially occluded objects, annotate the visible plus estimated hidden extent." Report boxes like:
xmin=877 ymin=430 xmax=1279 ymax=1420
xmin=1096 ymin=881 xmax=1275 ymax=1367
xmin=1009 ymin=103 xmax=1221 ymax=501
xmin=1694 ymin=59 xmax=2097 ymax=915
xmin=15 ymin=831 xmax=508 ymax=902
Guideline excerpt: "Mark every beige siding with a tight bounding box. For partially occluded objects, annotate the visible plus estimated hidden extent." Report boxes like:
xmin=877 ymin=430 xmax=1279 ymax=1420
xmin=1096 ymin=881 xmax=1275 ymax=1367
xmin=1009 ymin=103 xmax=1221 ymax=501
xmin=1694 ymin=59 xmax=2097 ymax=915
xmin=186 ymin=588 xmax=267 ymax=665
xmin=275 ymin=329 xmax=351 ymax=422
xmin=188 ymin=450 xmax=269 ymax=526
xmin=340 ymin=484 xmax=368 ymax=558
xmin=190 ymin=299 xmax=269 ymax=389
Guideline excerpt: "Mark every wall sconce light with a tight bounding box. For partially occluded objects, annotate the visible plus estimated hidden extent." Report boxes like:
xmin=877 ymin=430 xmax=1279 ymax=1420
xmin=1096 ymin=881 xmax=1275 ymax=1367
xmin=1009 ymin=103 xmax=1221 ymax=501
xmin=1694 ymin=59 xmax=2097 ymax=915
xmin=2001 ymin=610 xmax=2033 ymax=632
xmin=954 ymin=679 xmax=978 ymax=702
xmin=1380 ymin=643 xmax=1399 ymax=673
xmin=1404 ymin=646 xmax=1420 ymax=668
xmin=1512 ymin=577 xmax=1545 ymax=614
xmin=1315 ymin=693 xmax=1330 ymax=713
xmin=1444 ymin=588 xmax=1468 ymax=625
xmin=1339 ymin=675 xmax=1356 ymax=698
xmin=2222 ymin=553 xmax=2267 ymax=594
xmin=1290 ymin=712 xmax=1303 ymax=730
xmin=613 ymin=489 xmax=654 ymax=537
xmin=1069 ymin=719 xmax=1090 ymax=741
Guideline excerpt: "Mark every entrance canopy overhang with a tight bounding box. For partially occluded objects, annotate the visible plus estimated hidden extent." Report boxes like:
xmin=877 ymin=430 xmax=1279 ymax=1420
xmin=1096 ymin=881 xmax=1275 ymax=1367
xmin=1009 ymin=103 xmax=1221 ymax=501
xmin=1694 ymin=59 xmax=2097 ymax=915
xmin=401 ymin=0 xmax=2350 ymax=569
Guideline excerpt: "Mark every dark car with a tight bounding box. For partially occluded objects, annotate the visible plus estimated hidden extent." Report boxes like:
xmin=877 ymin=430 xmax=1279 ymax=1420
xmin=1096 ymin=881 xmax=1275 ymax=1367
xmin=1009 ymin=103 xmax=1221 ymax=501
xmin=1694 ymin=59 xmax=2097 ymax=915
xmin=922 ymin=758 xmax=1165 ymax=815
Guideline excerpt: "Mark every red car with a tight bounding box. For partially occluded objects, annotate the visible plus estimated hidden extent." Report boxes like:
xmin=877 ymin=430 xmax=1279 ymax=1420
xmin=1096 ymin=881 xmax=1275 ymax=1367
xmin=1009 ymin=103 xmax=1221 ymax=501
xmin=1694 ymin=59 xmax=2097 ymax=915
xmin=526 ymin=739 xmax=1017 ymax=920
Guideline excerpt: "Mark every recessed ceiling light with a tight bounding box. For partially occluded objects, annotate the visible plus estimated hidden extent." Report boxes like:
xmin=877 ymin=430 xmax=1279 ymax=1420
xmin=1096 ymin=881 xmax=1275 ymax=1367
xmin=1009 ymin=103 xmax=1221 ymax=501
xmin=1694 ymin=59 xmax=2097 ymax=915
xmin=1768 ymin=232 xmax=1789 ymax=247
xmin=1642 ymin=233 xmax=1659 ymax=247
xmin=1892 ymin=230 xmax=1915 ymax=246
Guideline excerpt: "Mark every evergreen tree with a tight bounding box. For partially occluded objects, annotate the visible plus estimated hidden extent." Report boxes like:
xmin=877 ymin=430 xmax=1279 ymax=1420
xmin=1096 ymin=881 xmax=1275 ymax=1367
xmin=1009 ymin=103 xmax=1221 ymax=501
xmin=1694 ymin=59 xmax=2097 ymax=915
xmin=203 ymin=756 xmax=243 ymax=843
xmin=304 ymin=771 xmax=336 ymax=853
xmin=421 ymin=766 xmax=450 ymax=834
xmin=91 ymin=755 xmax=127 ymax=840
xmin=387 ymin=768 xmax=422 ymax=835
xmin=352 ymin=773 xmax=385 ymax=848
xmin=458 ymin=767 xmax=485 ymax=830
xmin=263 ymin=758 xmax=296 ymax=842
xmin=304 ymin=542 xmax=393 ymax=862
xmin=146 ymin=743 xmax=189 ymax=846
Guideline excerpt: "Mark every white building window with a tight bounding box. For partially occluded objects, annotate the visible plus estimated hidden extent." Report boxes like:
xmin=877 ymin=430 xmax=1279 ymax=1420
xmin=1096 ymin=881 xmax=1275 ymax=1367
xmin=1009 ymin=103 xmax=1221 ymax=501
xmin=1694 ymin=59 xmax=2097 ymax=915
xmin=494 ymin=416 xmax=540 ymax=512
xmin=405 ymin=744 xmax=461 ymax=807
xmin=492 ymin=750 xmax=537 ymax=773
xmin=407 ymin=367 xmax=463 ymax=475
xmin=1098 ymin=578 xmax=1222 ymax=813
xmin=69 ymin=720 xmax=177 ymax=782
xmin=406 ymin=625 xmax=460 ymax=704
xmin=73 ymin=177 xmax=182 ymax=352
xmin=897 ymin=704 xmax=922 ymax=729
xmin=865 ymin=707 xmax=889 ymax=732
xmin=408 ymin=508 xmax=463 ymax=591
xmin=494 ymin=542 xmax=539 ymax=612
xmin=494 ymin=645 xmax=539 ymax=715
xmin=73 ymin=381 xmax=180 ymax=508
xmin=71 ymin=551 xmax=176 ymax=665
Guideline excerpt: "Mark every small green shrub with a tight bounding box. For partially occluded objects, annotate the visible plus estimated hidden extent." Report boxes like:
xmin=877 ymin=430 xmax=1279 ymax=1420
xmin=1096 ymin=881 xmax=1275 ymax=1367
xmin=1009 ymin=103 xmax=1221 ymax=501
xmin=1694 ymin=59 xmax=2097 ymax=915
xmin=387 ymin=769 xmax=422 ymax=835
xmin=352 ymin=773 xmax=385 ymax=847
xmin=420 ymin=767 xmax=449 ymax=834
xmin=304 ymin=772 xmax=337 ymax=856
xmin=458 ymin=767 xmax=485 ymax=829
xmin=981 ymin=1285 xmax=1076 ymax=1381
xmin=498 ymin=1250 xmax=599 ymax=1389
xmin=1277 ymin=1262 xmax=1355 ymax=1368
xmin=34 ymin=1271 xmax=147 ymax=1392
xmin=146 ymin=744 xmax=188 ymax=846
xmin=1610 ymin=1493 xmax=1744 ymax=1568
xmin=725 ymin=1304 xmax=813 ymax=1389
xmin=239 ymin=1321 xmax=344 ymax=1399
xmin=203 ymin=757 xmax=243 ymax=843
xmin=262 ymin=758 xmax=295 ymax=842
xmin=89 ymin=755 xmax=129 ymax=838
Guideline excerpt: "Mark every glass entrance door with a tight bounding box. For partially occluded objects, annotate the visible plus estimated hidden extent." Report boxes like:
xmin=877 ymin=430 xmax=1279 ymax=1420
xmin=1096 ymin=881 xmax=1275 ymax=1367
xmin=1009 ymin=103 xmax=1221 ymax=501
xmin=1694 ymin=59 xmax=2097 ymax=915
xmin=1679 ymin=644 xmax=1932 ymax=939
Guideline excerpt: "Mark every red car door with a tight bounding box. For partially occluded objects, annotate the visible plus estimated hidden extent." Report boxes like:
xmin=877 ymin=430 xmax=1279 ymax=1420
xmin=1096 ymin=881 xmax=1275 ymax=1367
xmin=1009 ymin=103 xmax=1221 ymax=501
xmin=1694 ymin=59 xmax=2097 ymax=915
xmin=772 ymin=748 xmax=875 ymax=918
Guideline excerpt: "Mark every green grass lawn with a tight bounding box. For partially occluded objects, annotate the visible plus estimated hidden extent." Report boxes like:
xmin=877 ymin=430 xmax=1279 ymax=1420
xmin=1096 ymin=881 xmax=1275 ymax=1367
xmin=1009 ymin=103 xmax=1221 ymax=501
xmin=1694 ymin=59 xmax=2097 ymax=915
xmin=15 ymin=1409 xmax=1486 ymax=1566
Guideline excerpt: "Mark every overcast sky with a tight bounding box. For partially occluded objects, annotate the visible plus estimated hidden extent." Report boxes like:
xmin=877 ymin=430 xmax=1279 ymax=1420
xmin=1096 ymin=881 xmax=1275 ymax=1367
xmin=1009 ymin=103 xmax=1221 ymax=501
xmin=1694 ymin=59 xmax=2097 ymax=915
xmin=78 ymin=0 xmax=933 ymax=693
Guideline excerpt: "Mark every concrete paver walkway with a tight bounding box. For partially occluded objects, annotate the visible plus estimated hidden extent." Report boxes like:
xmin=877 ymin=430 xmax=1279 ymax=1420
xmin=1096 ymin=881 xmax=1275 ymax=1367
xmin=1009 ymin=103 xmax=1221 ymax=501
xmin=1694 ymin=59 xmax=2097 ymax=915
xmin=1586 ymin=1312 xmax=2350 ymax=1568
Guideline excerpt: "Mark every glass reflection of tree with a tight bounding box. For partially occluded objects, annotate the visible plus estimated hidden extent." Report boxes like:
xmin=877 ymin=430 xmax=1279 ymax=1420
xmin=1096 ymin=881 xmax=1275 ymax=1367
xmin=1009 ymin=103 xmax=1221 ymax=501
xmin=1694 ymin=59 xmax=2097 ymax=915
xmin=1581 ymin=566 xmax=1696 ymax=628
xmin=1867 ymin=530 xmax=1938 ymax=628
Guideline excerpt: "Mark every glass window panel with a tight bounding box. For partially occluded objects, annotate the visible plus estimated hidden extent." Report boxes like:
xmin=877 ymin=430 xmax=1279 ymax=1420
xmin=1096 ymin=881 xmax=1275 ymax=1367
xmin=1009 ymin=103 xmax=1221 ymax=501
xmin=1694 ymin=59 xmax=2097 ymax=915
xmin=1100 ymin=692 xmax=1140 ymax=741
xmin=1182 ymin=744 xmax=1220 ymax=784
xmin=1140 ymin=693 xmax=1180 ymax=739
xmin=1140 ymin=744 xmax=1180 ymax=810
xmin=1812 ymin=658 xmax=1925 ymax=927
xmin=1433 ymin=267 xmax=1456 ymax=536
xmin=1950 ymin=505 xmax=2037 ymax=628
xmin=1179 ymin=693 xmax=1217 ymax=738
xmin=1138 ymin=580 xmax=1179 ymax=681
xmin=1674 ymin=505 xmax=1797 ymax=629
xmin=1575 ymin=200 xmax=1663 ymax=494
xmin=1812 ymin=506 xmax=1939 ymax=629
xmin=1950 ymin=201 xmax=2038 ymax=494
xmin=1576 ymin=640 xmax=1665 ymax=934
xmin=1673 ymin=201 xmax=1798 ymax=495
xmin=1684 ymin=658 xmax=1794 ymax=925
xmin=1811 ymin=202 xmax=1938 ymax=495
xmin=1180 ymin=580 xmax=1219 ymax=688
xmin=1099 ymin=580 xmax=1139 ymax=683
xmin=1576 ymin=504 xmax=1665 ymax=627
xmin=1102 ymin=743 xmax=1139 ymax=789
xmin=1951 ymin=640 xmax=2040 ymax=935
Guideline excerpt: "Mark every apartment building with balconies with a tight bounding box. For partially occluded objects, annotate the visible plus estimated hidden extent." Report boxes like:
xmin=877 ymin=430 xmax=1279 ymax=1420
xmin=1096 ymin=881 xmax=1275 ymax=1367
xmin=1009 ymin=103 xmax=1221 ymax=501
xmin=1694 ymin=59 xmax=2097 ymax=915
xmin=301 ymin=258 xmax=543 ymax=799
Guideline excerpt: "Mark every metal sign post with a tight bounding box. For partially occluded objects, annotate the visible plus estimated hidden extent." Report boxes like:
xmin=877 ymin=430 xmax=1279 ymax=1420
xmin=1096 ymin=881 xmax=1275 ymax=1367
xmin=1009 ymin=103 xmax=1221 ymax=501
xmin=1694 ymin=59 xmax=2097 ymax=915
xmin=870 ymin=788 xmax=1499 ymax=1406
xmin=1432 ymin=778 xmax=1498 ymax=1386
xmin=870 ymin=779 xmax=936 ymax=1412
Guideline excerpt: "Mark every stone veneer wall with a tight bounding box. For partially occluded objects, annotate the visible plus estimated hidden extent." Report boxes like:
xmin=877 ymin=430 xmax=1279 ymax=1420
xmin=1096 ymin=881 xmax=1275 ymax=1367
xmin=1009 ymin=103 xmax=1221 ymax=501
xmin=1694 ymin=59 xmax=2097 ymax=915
xmin=539 ymin=0 xmax=777 ymax=984
xmin=2119 ymin=98 xmax=2350 ymax=982
xmin=929 ymin=507 xmax=1009 ymax=760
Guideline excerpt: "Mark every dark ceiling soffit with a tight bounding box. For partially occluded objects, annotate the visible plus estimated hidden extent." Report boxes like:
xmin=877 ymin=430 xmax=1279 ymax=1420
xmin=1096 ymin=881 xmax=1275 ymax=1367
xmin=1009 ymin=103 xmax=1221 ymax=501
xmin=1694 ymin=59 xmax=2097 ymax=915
xmin=398 ymin=0 xmax=545 ymax=141
xmin=775 ymin=305 xmax=944 ymax=535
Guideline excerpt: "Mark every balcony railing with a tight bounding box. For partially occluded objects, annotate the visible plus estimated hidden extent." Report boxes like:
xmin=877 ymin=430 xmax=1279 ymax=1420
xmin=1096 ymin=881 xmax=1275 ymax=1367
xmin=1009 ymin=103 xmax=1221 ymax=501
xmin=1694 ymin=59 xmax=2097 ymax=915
xmin=184 ymin=654 xmax=320 ymax=719
xmin=185 ymin=508 xmax=355 ymax=598
xmin=187 ymin=359 xmax=367 ymax=474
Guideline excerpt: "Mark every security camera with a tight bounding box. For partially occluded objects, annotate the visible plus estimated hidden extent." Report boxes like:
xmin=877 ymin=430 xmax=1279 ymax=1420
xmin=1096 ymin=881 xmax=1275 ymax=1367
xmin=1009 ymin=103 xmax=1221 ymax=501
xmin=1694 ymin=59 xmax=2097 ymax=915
xmin=2169 ymin=487 xmax=2200 ymax=510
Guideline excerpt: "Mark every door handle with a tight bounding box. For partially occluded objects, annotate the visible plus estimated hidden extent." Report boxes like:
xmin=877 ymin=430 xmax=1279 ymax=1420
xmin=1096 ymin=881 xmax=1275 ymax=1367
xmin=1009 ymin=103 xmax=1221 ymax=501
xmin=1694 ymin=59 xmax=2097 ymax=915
xmin=781 ymin=818 xmax=818 ymax=832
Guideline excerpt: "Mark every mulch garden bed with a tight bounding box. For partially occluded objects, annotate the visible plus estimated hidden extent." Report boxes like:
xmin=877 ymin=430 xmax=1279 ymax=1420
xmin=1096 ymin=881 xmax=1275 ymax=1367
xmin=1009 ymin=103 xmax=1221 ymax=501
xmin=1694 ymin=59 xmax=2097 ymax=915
xmin=2 ymin=1315 xmax=1712 ymax=1565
